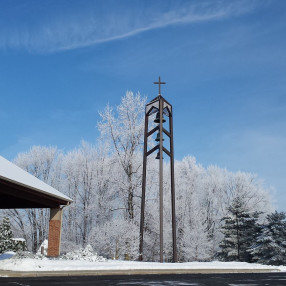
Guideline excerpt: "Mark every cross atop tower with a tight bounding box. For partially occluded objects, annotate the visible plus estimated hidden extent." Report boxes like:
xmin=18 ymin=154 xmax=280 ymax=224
xmin=153 ymin=76 xmax=166 ymax=95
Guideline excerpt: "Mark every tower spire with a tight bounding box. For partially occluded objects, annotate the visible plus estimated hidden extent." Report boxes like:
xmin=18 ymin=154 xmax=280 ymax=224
xmin=153 ymin=76 xmax=166 ymax=95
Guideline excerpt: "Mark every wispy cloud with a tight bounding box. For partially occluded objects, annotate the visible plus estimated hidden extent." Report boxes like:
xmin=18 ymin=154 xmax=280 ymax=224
xmin=0 ymin=0 xmax=257 ymax=53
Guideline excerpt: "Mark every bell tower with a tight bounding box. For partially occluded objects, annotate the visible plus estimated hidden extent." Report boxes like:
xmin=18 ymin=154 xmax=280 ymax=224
xmin=139 ymin=77 xmax=177 ymax=263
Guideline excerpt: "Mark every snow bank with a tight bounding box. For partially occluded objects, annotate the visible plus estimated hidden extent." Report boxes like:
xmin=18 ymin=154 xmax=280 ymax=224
xmin=0 ymin=246 xmax=284 ymax=273
xmin=61 ymin=245 xmax=106 ymax=262
xmin=0 ymin=257 xmax=284 ymax=272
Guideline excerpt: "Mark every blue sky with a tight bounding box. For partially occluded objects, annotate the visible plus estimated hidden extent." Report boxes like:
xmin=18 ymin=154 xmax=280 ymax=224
xmin=0 ymin=0 xmax=285 ymax=210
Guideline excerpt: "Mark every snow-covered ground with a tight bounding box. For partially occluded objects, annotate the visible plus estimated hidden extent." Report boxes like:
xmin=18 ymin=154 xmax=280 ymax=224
xmin=0 ymin=252 xmax=285 ymax=273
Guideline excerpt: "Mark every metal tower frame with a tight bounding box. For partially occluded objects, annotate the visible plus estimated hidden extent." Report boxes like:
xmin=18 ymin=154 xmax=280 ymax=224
xmin=139 ymin=77 xmax=177 ymax=263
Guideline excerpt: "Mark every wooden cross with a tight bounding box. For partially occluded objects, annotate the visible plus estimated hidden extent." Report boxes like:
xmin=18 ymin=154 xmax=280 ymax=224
xmin=153 ymin=76 xmax=166 ymax=95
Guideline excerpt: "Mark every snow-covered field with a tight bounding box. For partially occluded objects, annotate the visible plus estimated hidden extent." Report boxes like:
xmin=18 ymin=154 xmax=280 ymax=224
xmin=0 ymin=252 xmax=285 ymax=273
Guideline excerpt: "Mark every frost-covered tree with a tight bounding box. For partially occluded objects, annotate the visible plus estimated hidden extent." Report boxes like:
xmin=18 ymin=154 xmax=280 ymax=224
xmin=0 ymin=217 xmax=13 ymax=240
xmin=0 ymin=217 xmax=27 ymax=254
xmin=98 ymin=91 xmax=146 ymax=221
xmin=218 ymin=196 xmax=262 ymax=262
xmin=61 ymin=141 xmax=115 ymax=249
xmin=175 ymin=156 xmax=211 ymax=261
xmin=202 ymin=165 xmax=228 ymax=257
xmin=63 ymin=143 xmax=97 ymax=246
xmin=251 ymin=211 xmax=286 ymax=265
xmin=89 ymin=217 xmax=139 ymax=260
xmin=0 ymin=92 xmax=275 ymax=261
xmin=0 ymin=217 xmax=13 ymax=254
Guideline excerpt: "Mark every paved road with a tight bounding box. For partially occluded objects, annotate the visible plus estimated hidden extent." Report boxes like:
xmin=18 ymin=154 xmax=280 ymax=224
xmin=1 ymin=273 xmax=286 ymax=286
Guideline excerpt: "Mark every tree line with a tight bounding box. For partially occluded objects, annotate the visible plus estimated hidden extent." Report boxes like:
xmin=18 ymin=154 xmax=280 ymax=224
xmin=1 ymin=91 xmax=283 ymax=264
xmin=218 ymin=196 xmax=286 ymax=265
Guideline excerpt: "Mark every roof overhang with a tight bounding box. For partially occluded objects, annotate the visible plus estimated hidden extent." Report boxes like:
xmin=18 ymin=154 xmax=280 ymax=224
xmin=0 ymin=156 xmax=72 ymax=209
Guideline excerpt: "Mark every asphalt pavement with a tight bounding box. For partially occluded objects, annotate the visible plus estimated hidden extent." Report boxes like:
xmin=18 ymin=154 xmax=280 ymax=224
xmin=1 ymin=273 xmax=286 ymax=286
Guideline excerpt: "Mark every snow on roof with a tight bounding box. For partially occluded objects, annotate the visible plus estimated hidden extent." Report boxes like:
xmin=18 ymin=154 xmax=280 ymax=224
xmin=0 ymin=155 xmax=72 ymax=203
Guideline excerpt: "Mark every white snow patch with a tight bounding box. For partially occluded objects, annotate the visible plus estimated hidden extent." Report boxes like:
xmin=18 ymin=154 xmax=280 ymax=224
xmin=0 ymin=258 xmax=284 ymax=272
xmin=61 ymin=245 xmax=106 ymax=262
xmin=11 ymin=238 xmax=26 ymax=242
xmin=36 ymin=240 xmax=48 ymax=256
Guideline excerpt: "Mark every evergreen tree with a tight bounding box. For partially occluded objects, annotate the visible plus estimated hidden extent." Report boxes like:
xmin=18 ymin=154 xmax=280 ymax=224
xmin=244 ymin=211 xmax=263 ymax=262
xmin=251 ymin=211 xmax=286 ymax=265
xmin=218 ymin=196 xmax=261 ymax=262
xmin=0 ymin=217 xmax=13 ymax=254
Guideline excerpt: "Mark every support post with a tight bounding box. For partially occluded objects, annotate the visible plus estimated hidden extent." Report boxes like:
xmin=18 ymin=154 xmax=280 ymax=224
xmin=159 ymin=97 xmax=164 ymax=263
xmin=170 ymin=112 xmax=178 ymax=262
xmin=139 ymin=114 xmax=148 ymax=261
xmin=47 ymin=207 xmax=63 ymax=257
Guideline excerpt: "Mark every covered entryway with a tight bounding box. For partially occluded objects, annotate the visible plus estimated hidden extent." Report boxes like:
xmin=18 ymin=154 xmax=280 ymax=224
xmin=0 ymin=155 xmax=72 ymax=256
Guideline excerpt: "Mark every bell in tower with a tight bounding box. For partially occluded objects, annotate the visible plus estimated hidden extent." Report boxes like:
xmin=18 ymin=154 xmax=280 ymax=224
xmin=154 ymin=112 xmax=166 ymax=123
